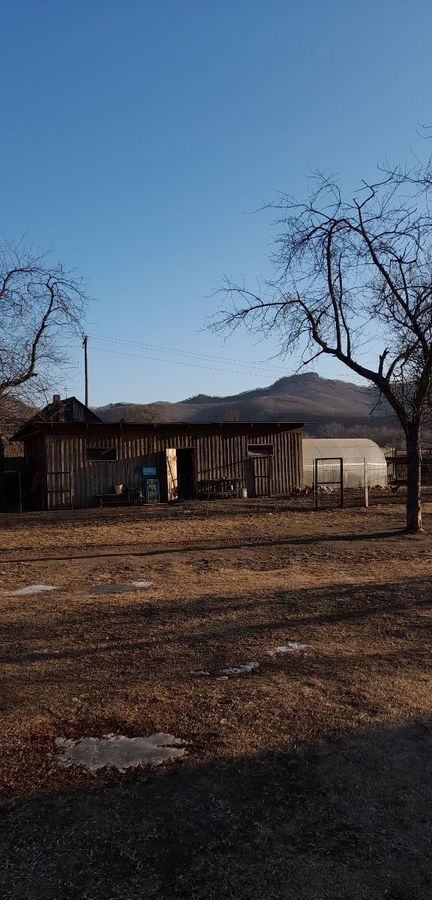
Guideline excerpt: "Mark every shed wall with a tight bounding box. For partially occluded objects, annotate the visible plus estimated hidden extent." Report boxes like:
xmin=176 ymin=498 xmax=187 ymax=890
xmin=42 ymin=428 xmax=302 ymax=508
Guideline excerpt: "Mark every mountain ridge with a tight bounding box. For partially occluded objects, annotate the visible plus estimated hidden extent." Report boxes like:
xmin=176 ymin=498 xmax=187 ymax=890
xmin=94 ymin=373 xmax=399 ymax=442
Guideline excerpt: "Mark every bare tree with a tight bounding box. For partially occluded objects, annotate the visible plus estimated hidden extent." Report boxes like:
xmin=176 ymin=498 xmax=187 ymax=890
xmin=0 ymin=241 xmax=87 ymax=409
xmin=320 ymin=421 xmax=345 ymax=439
xmin=215 ymin=168 xmax=432 ymax=532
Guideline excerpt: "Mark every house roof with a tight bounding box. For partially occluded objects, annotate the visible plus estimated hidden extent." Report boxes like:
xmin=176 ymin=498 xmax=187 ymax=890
xmin=12 ymin=420 xmax=304 ymax=441
xmin=23 ymin=396 xmax=101 ymax=429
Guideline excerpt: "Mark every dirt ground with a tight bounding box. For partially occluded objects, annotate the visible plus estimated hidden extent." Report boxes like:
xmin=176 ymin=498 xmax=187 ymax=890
xmin=1 ymin=497 xmax=432 ymax=899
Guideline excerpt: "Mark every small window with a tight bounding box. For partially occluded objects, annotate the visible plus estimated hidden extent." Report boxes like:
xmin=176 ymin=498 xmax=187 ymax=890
xmin=86 ymin=446 xmax=117 ymax=461
xmin=248 ymin=443 xmax=274 ymax=457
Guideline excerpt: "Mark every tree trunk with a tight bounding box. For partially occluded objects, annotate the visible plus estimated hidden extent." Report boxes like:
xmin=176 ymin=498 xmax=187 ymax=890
xmin=405 ymin=425 xmax=422 ymax=533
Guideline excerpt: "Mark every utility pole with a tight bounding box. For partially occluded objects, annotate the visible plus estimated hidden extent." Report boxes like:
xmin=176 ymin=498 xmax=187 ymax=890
xmin=83 ymin=335 xmax=89 ymax=406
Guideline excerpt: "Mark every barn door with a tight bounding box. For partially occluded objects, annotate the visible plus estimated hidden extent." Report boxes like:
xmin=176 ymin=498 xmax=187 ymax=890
xmin=166 ymin=448 xmax=178 ymax=502
xmin=252 ymin=455 xmax=272 ymax=496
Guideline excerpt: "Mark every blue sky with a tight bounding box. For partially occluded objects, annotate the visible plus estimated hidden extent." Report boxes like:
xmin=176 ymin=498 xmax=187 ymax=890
xmin=1 ymin=0 xmax=431 ymax=406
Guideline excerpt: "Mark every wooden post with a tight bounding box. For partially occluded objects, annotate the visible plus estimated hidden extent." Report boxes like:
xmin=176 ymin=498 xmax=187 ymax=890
xmin=340 ymin=457 xmax=344 ymax=509
xmin=364 ymin=459 xmax=369 ymax=508
xmin=314 ymin=458 xmax=318 ymax=509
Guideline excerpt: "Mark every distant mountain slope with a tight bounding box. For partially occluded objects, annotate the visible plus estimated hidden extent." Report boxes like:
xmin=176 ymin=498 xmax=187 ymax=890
xmin=95 ymin=373 xmax=399 ymax=442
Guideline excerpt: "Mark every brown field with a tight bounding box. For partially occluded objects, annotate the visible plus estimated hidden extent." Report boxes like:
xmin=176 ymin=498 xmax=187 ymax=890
xmin=1 ymin=498 xmax=432 ymax=899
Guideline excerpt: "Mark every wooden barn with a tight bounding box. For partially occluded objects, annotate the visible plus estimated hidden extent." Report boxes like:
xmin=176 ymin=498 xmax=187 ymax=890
xmin=12 ymin=409 xmax=304 ymax=510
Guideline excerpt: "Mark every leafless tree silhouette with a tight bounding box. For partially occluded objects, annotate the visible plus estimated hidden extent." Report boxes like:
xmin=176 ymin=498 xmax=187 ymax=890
xmin=0 ymin=241 xmax=87 ymax=409
xmin=215 ymin=167 xmax=432 ymax=532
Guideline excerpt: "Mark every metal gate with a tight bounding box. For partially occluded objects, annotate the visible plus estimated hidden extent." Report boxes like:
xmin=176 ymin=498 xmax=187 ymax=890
xmin=313 ymin=457 xmax=344 ymax=509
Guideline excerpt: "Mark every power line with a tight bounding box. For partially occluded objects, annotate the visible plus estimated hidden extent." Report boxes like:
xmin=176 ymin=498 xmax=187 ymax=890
xmin=90 ymin=345 xmax=292 ymax=378
xmin=87 ymin=331 xmax=369 ymax=383
xmin=89 ymin=345 xmax=371 ymax=391
xmin=56 ymin=333 xmax=371 ymax=385
xmin=54 ymin=343 xmax=295 ymax=377
xmin=88 ymin=332 xmax=292 ymax=373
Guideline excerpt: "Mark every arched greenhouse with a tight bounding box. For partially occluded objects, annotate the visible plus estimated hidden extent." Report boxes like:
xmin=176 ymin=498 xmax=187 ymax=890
xmin=302 ymin=438 xmax=388 ymax=489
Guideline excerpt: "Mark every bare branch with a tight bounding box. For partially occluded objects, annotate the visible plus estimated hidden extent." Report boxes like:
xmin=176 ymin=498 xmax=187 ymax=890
xmin=0 ymin=242 xmax=88 ymax=403
xmin=213 ymin=161 xmax=432 ymax=531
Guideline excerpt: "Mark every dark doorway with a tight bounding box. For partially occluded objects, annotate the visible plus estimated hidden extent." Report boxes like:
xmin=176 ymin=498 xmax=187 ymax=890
xmin=0 ymin=472 xmax=23 ymax=513
xmin=176 ymin=448 xmax=196 ymax=499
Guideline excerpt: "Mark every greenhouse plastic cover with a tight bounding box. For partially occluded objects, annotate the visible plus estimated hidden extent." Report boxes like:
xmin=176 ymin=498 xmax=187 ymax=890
xmin=302 ymin=438 xmax=388 ymax=488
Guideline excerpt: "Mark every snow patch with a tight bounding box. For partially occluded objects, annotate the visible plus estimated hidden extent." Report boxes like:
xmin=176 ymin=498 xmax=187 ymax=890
xmin=264 ymin=642 xmax=308 ymax=657
xmin=55 ymin=733 xmax=186 ymax=771
xmin=220 ymin=661 xmax=259 ymax=676
xmin=91 ymin=581 xmax=153 ymax=595
xmin=6 ymin=584 xmax=57 ymax=596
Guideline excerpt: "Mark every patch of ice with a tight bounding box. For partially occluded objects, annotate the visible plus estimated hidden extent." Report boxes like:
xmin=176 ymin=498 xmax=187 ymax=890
xmin=55 ymin=733 xmax=186 ymax=771
xmin=220 ymin=661 xmax=259 ymax=676
xmin=91 ymin=581 xmax=153 ymax=595
xmin=191 ymin=670 xmax=210 ymax=676
xmin=264 ymin=642 xmax=308 ymax=657
xmin=6 ymin=584 xmax=57 ymax=596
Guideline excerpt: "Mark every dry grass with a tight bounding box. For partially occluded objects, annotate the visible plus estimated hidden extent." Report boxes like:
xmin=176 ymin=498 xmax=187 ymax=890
xmin=1 ymin=498 xmax=432 ymax=898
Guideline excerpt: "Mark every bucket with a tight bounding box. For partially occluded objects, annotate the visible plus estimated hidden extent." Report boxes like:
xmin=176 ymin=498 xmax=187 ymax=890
xmin=114 ymin=483 xmax=124 ymax=495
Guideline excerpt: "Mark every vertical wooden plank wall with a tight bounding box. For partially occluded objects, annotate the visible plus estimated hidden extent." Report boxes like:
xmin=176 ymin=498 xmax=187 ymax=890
xmin=43 ymin=427 xmax=303 ymax=508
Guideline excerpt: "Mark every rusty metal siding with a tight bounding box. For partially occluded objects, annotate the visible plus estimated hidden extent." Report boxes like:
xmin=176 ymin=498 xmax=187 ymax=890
xmin=40 ymin=426 xmax=303 ymax=508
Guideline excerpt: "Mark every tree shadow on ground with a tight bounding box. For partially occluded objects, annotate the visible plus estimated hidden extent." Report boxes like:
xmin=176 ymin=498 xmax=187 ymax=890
xmin=1 ymin=576 xmax=432 ymax=669
xmin=1 ymin=719 xmax=431 ymax=900
xmin=0 ymin=529 xmax=409 ymax=564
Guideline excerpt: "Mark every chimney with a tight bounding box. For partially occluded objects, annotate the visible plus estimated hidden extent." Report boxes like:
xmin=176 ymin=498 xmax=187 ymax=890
xmin=53 ymin=394 xmax=61 ymax=403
